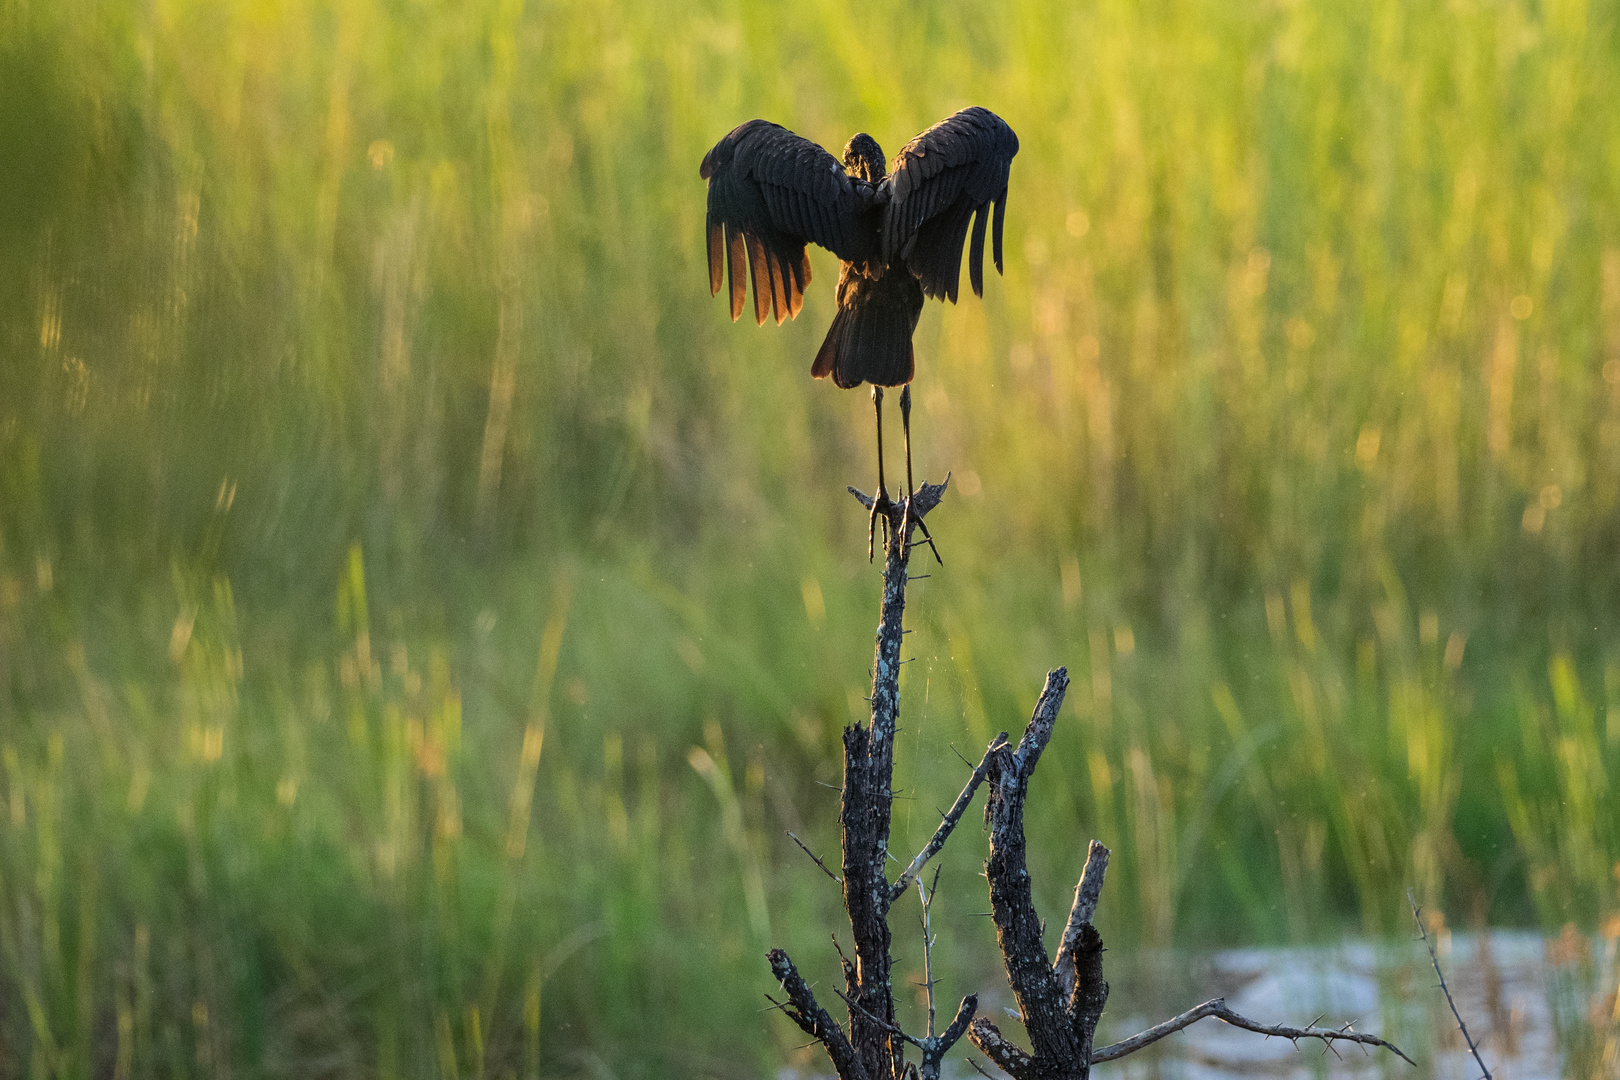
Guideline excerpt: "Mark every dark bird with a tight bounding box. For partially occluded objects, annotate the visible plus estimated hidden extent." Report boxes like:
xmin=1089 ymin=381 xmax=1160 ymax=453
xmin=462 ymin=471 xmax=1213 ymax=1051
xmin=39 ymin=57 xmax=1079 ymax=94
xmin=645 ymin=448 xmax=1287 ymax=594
xmin=699 ymin=107 xmax=1018 ymax=558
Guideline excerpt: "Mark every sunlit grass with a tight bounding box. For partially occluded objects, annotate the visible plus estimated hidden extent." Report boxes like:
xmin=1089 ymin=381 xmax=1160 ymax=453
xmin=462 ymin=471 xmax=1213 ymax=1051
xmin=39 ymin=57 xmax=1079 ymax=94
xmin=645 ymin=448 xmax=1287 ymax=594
xmin=2 ymin=0 xmax=1619 ymax=1074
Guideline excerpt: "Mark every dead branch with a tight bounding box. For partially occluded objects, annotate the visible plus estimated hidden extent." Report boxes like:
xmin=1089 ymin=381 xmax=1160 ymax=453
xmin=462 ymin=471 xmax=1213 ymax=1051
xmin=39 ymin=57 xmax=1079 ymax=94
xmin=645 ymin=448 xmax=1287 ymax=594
xmin=979 ymin=669 xmax=1080 ymax=1073
xmin=788 ymin=831 xmax=842 ymax=884
xmin=966 ymin=1017 xmax=1036 ymax=1077
xmin=768 ymin=948 xmax=870 ymax=1080
xmin=766 ymin=482 xmax=956 ymax=1080
xmin=1089 ymin=996 xmax=1417 ymax=1066
xmin=891 ymin=738 xmax=1006 ymax=903
xmin=1053 ymin=842 xmax=1110 ymax=999
xmin=769 ymin=473 xmax=1411 ymax=1080
xmin=837 ymin=482 xmax=947 ymax=1080
xmin=1411 ymin=890 xmax=1492 ymax=1078
xmin=964 ymin=670 xmax=1409 ymax=1078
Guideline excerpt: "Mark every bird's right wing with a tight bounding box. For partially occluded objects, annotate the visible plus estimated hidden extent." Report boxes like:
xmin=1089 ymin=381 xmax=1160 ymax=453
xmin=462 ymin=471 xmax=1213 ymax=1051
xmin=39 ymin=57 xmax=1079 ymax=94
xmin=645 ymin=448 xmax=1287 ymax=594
xmin=881 ymin=107 xmax=1019 ymax=303
xmin=700 ymin=120 xmax=877 ymax=325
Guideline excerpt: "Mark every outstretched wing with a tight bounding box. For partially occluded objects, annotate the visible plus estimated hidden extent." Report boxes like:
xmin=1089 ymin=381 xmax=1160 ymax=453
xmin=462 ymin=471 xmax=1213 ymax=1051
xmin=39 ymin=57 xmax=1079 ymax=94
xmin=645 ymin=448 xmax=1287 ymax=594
xmin=701 ymin=120 xmax=876 ymax=325
xmin=881 ymin=107 xmax=1019 ymax=303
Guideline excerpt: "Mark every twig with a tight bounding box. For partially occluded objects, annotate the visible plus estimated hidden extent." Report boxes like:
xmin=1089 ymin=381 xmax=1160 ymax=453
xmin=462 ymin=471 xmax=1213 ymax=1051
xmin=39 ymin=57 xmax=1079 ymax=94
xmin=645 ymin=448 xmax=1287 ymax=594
xmin=920 ymin=870 xmax=940 ymax=1037
xmin=1088 ymin=996 xmax=1416 ymax=1066
xmin=1410 ymin=890 xmax=1492 ymax=1079
xmin=890 ymin=738 xmax=1007 ymax=902
xmin=788 ymin=831 xmax=842 ymax=884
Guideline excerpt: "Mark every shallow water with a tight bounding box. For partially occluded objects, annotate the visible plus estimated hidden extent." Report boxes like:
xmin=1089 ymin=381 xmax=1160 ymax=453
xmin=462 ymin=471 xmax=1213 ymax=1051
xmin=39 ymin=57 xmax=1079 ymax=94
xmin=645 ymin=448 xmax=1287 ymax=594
xmin=1093 ymin=932 xmax=1570 ymax=1079
xmin=782 ymin=931 xmax=1617 ymax=1079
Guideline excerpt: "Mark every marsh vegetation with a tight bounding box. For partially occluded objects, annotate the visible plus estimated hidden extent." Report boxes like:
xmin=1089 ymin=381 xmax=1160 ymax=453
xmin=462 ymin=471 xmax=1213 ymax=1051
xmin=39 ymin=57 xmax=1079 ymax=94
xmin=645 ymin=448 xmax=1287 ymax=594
xmin=1 ymin=0 xmax=1617 ymax=1075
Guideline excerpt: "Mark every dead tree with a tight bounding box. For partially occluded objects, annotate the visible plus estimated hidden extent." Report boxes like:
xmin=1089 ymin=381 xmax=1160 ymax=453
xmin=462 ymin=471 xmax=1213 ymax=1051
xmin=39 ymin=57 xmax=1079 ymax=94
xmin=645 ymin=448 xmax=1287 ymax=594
xmin=766 ymin=484 xmax=1415 ymax=1079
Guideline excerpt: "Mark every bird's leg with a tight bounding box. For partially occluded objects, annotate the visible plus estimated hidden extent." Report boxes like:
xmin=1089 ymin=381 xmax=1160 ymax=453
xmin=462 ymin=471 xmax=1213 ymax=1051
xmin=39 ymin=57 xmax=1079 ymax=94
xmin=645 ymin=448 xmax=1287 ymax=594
xmin=868 ymin=386 xmax=891 ymax=561
xmin=899 ymin=385 xmax=942 ymax=565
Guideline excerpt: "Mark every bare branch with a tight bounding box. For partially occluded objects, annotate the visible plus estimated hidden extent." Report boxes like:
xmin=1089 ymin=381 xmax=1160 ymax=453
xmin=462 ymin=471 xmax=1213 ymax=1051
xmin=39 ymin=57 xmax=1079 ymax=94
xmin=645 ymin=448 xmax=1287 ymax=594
xmin=890 ymin=738 xmax=1006 ymax=902
xmin=1090 ymin=996 xmax=1415 ymax=1067
xmin=938 ymin=995 xmax=977 ymax=1052
xmin=768 ymin=949 xmax=871 ymax=1080
xmin=788 ymin=831 xmax=842 ymax=884
xmin=1410 ymin=890 xmax=1492 ymax=1078
xmin=1009 ymin=668 xmax=1069 ymax=781
xmin=1053 ymin=841 xmax=1110 ymax=998
xmin=919 ymin=869 xmax=940 ymax=1038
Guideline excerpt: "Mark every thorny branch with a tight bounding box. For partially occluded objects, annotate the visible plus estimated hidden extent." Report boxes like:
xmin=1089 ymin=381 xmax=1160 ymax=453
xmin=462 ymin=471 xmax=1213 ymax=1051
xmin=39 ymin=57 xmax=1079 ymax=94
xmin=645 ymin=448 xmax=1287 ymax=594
xmin=919 ymin=870 xmax=942 ymax=1038
xmin=890 ymin=739 xmax=1005 ymax=903
xmin=769 ymin=949 xmax=869 ymax=1080
xmin=1411 ymin=890 xmax=1492 ymax=1079
xmin=788 ymin=831 xmax=842 ymax=884
xmin=1088 ymin=996 xmax=1417 ymax=1066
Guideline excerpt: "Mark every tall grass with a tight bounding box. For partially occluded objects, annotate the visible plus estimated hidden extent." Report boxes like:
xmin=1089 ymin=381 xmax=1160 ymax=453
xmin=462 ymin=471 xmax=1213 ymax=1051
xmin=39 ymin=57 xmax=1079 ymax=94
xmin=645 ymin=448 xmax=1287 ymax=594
xmin=1 ymin=0 xmax=1618 ymax=1074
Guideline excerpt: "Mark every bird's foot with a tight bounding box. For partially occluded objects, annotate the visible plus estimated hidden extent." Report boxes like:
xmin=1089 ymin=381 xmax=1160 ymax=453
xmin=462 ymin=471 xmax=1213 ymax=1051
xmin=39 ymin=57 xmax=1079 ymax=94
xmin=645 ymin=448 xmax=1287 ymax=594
xmin=901 ymin=500 xmax=943 ymax=566
xmin=867 ymin=487 xmax=894 ymax=562
xmin=849 ymin=474 xmax=950 ymax=563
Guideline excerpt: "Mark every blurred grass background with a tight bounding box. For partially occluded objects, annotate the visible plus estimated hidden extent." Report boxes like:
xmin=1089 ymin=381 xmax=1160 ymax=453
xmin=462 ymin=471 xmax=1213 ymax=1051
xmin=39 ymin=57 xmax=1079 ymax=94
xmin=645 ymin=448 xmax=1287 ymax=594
xmin=2 ymin=0 xmax=1619 ymax=1075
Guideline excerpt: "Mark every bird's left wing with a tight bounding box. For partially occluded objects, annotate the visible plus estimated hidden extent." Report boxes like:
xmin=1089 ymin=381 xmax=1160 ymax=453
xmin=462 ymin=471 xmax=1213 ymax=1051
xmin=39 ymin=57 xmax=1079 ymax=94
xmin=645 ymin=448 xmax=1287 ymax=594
xmin=701 ymin=120 xmax=877 ymax=325
xmin=881 ymin=107 xmax=1019 ymax=303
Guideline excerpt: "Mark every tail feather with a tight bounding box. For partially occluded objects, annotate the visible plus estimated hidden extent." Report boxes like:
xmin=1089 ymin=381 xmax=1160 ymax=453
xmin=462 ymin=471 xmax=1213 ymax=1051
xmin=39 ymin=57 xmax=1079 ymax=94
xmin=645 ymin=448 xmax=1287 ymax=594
xmin=811 ymin=269 xmax=923 ymax=389
xmin=811 ymin=310 xmax=842 ymax=381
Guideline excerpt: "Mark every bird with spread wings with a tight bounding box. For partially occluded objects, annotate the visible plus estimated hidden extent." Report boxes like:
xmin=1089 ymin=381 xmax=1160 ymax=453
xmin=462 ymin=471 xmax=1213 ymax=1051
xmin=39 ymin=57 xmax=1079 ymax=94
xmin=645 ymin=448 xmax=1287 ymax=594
xmin=699 ymin=106 xmax=1019 ymax=558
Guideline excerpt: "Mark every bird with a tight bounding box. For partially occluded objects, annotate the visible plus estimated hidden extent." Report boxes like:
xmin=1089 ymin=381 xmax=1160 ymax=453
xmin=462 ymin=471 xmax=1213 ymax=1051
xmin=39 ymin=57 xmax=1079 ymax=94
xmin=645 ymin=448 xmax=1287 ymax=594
xmin=699 ymin=107 xmax=1019 ymax=559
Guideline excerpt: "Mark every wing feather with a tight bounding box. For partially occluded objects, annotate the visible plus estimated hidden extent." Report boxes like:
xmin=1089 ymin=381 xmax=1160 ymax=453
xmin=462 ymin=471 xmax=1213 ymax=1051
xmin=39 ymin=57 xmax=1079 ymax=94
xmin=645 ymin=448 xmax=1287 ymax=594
xmin=968 ymin=201 xmax=989 ymax=298
xmin=727 ymin=227 xmax=748 ymax=321
xmin=707 ymin=212 xmax=725 ymax=296
xmin=745 ymin=233 xmax=770 ymax=325
xmin=700 ymin=119 xmax=878 ymax=324
xmin=881 ymin=107 xmax=1019 ymax=302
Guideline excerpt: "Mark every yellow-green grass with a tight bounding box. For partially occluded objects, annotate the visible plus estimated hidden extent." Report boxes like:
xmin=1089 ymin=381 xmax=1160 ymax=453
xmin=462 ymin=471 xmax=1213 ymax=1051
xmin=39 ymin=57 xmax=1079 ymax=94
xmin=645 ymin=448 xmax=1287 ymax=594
xmin=2 ymin=0 xmax=1618 ymax=1074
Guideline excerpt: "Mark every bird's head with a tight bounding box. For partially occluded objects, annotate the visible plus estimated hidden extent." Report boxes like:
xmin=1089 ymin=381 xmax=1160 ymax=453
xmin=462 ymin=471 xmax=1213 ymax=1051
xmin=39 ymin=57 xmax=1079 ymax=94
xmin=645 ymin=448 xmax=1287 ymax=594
xmin=843 ymin=133 xmax=887 ymax=183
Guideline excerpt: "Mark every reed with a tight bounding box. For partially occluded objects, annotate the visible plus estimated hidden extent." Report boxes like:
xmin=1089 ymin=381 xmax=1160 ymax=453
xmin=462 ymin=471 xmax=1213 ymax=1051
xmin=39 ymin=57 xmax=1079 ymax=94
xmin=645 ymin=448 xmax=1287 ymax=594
xmin=1 ymin=0 xmax=1617 ymax=1073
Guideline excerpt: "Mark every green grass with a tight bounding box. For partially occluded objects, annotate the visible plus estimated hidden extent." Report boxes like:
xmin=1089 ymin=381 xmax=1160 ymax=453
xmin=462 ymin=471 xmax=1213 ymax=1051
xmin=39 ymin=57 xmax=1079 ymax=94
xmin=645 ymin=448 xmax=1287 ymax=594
xmin=2 ymin=0 xmax=1619 ymax=1075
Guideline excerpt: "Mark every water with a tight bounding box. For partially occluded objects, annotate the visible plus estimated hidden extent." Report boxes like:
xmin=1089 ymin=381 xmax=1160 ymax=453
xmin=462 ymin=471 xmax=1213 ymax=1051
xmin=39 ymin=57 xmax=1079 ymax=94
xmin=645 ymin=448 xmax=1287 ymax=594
xmin=782 ymin=931 xmax=1617 ymax=1079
